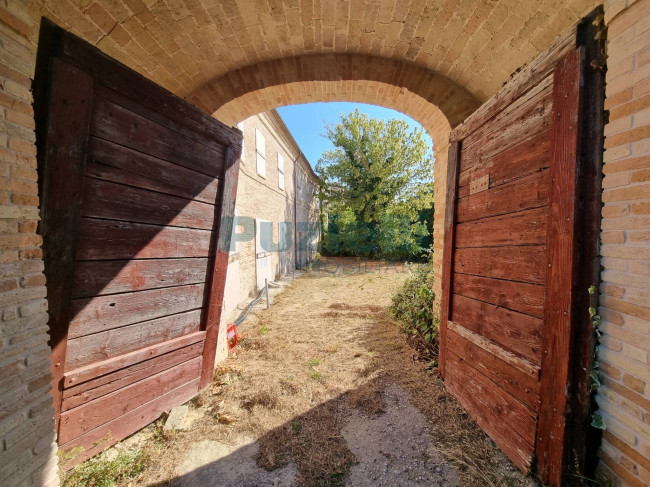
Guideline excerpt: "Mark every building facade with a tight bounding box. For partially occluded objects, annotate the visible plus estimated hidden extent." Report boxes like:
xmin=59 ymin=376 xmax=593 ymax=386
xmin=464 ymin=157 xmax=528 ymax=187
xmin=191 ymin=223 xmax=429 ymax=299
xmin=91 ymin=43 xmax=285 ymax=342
xmin=220 ymin=110 xmax=320 ymax=325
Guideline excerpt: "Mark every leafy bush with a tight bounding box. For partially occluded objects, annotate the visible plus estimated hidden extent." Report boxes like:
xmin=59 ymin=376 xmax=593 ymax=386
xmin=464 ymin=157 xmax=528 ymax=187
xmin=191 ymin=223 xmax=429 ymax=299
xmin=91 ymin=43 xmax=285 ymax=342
xmin=322 ymin=208 xmax=431 ymax=260
xmin=390 ymin=260 xmax=438 ymax=344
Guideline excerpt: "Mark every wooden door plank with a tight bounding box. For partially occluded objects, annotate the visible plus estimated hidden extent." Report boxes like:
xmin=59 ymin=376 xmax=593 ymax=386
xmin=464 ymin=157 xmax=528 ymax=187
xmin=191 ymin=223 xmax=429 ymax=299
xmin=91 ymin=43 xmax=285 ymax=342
xmin=91 ymin=96 xmax=224 ymax=178
xmin=68 ymin=284 xmax=205 ymax=338
xmin=82 ymin=178 xmax=218 ymax=230
xmin=66 ymin=309 xmax=203 ymax=368
xmin=451 ymin=294 xmax=543 ymax=364
xmin=63 ymin=331 xmax=205 ymax=388
xmin=455 ymin=207 xmax=548 ymax=248
xmin=536 ymin=47 xmax=584 ymax=486
xmin=94 ymin=84 xmax=231 ymax=155
xmin=59 ymin=356 xmax=201 ymax=444
xmin=200 ymin=146 xmax=241 ymax=388
xmin=446 ymin=327 xmax=540 ymax=411
xmin=445 ymin=352 xmax=535 ymax=471
xmin=87 ymin=137 xmax=221 ymax=204
xmin=454 ymin=246 xmax=547 ymax=284
xmin=450 ymin=22 xmax=578 ymax=142
xmin=72 ymin=258 xmax=211 ymax=298
xmin=59 ymin=379 xmax=199 ymax=470
xmin=452 ymin=274 xmax=544 ymax=318
xmin=62 ymin=342 xmax=203 ymax=411
xmin=447 ymin=321 xmax=540 ymax=378
xmin=438 ymin=141 xmax=461 ymax=379
xmin=456 ymin=170 xmax=550 ymax=223
xmin=76 ymin=218 xmax=214 ymax=260
xmin=34 ymin=58 xmax=94 ymax=432
xmin=52 ymin=19 xmax=243 ymax=149
xmin=460 ymin=78 xmax=553 ymax=162
xmin=457 ymin=129 xmax=551 ymax=197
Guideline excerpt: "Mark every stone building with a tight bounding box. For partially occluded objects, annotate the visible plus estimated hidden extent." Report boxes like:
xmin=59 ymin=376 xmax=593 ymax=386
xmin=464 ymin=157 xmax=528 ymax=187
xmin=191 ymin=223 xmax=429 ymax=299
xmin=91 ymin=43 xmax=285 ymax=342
xmin=0 ymin=1 xmax=648 ymax=486
xmin=220 ymin=109 xmax=320 ymax=324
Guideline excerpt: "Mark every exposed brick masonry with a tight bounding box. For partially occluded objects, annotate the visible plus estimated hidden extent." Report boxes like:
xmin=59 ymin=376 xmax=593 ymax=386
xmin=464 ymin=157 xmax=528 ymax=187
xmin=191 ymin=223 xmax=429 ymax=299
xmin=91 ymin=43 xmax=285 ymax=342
xmin=596 ymin=1 xmax=650 ymax=485
xmin=0 ymin=1 xmax=647 ymax=486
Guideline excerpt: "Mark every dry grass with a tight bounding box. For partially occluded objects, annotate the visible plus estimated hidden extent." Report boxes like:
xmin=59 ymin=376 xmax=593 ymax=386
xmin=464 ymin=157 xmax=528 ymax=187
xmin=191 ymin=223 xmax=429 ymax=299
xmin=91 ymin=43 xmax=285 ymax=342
xmin=118 ymin=259 xmax=534 ymax=486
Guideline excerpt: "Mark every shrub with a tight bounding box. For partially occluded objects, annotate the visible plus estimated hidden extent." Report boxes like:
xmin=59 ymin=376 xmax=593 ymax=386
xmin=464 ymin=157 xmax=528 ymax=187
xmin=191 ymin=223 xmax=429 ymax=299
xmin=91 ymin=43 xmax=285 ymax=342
xmin=390 ymin=260 xmax=438 ymax=344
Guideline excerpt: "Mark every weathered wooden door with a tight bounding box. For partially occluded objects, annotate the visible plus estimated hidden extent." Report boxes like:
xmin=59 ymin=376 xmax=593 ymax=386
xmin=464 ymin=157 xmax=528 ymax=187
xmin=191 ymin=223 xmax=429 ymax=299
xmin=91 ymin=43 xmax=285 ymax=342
xmin=439 ymin=10 xmax=604 ymax=487
xmin=34 ymin=20 xmax=241 ymax=467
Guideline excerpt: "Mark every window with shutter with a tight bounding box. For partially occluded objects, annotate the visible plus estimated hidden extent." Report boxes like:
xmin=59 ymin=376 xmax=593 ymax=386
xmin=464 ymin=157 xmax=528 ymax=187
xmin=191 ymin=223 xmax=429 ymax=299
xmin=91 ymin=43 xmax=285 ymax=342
xmin=255 ymin=128 xmax=266 ymax=178
xmin=278 ymin=153 xmax=285 ymax=190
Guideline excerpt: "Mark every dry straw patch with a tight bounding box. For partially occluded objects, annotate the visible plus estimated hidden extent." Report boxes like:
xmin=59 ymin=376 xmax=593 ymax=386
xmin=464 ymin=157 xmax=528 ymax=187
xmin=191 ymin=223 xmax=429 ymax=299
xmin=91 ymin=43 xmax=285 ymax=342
xmin=111 ymin=259 xmax=534 ymax=486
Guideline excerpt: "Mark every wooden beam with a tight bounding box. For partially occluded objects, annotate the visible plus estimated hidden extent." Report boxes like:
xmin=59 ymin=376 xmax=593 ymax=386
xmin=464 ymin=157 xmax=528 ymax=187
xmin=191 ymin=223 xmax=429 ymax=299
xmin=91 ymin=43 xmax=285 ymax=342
xmin=59 ymin=379 xmax=199 ymax=470
xmin=571 ymin=7 xmax=606 ymax=479
xmin=438 ymin=141 xmax=461 ymax=379
xmin=64 ymin=331 xmax=205 ymax=387
xmin=200 ymin=144 xmax=242 ymax=388
xmin=34 ymin=54 xmax=94 ymax=432
xmin=536 ymin=46 xmax=584 ymax=487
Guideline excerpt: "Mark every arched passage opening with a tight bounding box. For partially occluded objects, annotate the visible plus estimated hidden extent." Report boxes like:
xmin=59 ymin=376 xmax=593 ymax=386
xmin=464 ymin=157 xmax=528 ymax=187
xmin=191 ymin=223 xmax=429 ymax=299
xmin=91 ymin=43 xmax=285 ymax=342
xmin=5 ymin=1 xmax=634 ymax=486
xmin=185 ymin=54 xmax=481 ymax=303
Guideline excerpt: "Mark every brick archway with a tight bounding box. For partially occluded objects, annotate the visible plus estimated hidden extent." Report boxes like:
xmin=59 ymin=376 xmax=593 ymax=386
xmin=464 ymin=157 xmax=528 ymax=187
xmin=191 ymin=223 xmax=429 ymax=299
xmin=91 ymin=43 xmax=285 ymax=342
xmin=186 ymin=54 xmax=479 ymax=127
xmin=184 ymin=54 xmax=482 ymax=301
xmin=26 ymin=0 xmax=598 ymax=308
xmin=16 ymin=2 xmax=650 ymax=486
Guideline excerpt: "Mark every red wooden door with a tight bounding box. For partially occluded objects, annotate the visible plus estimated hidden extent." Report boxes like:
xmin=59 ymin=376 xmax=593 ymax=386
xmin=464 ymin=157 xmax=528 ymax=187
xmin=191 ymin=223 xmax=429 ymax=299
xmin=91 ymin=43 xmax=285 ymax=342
xmin=34 ymin=20 xmax=241 ymax=468
xmin=439 ymin=10 xmax=604 ymax=487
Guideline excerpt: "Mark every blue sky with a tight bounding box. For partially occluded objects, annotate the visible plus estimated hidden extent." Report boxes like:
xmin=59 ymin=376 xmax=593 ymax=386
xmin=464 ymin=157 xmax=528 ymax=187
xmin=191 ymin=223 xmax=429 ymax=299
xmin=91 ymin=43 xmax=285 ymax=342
xmin=277 ymin=102 xmax=433 ymax=169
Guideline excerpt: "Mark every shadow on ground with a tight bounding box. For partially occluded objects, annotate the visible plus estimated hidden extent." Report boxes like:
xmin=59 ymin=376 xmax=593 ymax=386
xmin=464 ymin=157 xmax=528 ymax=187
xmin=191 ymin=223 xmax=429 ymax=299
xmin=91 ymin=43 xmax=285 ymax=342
xmin=117 ymin=265 xmax=538 ymax=487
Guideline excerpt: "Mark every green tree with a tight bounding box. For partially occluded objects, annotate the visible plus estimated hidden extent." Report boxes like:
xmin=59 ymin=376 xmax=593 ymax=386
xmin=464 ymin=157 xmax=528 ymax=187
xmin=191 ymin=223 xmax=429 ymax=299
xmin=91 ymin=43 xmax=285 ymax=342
xmin=317 ymin=109 xmax=433 ymax=224
xmin=317 ymin=109 xmax=434 ymax=258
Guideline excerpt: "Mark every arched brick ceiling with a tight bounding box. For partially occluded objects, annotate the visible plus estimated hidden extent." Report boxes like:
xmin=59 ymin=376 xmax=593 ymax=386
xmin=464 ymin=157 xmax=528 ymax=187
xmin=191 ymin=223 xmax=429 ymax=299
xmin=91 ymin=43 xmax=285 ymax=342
xmin=189 ymin=55 xmax=478 ymax=157
xmin=30 ymin=0 xmax=599 ymax=128
xmin=210 ymin=78 xmax=456 ymax=161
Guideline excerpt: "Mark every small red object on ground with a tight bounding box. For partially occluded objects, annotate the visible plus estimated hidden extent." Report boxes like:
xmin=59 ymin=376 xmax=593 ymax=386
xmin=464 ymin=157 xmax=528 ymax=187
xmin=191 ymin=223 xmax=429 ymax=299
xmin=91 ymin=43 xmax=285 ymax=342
xmin=227 ymin=323 xmax=238 ymax=353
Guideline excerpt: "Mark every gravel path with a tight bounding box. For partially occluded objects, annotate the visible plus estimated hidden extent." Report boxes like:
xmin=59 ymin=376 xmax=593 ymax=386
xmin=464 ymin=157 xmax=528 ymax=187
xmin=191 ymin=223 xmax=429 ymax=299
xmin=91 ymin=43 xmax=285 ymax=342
xmin=341 ymin=386 xmax=459 ymax=487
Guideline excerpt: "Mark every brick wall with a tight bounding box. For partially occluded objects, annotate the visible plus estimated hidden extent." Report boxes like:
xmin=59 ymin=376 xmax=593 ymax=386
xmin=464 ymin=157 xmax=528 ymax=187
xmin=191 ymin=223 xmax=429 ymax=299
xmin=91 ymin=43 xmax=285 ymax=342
xmin=596 ymin=0 xmax=650 ymax=485
xmin=225 ymin=110 xmax=319 ymax=311
xmin=0 ymin=5 xmax=59 ymax=487
xmin=0 ymin=1 xmax=648 ymax=487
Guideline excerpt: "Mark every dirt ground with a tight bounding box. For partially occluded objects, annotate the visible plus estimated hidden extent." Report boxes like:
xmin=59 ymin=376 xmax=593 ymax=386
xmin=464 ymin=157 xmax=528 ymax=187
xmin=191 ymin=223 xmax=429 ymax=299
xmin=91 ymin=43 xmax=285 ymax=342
xmin=80 ymin=259 xmax=541 ymax=487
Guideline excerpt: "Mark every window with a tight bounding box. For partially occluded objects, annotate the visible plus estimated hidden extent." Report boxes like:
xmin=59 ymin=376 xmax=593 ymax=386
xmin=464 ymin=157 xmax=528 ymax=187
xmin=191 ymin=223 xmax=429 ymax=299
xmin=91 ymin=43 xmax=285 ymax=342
xmin=255 ymin=128 xmax=266 ymax=178
xmin=278 ymin=153 xmax=285 ymax=190
xmin=237 ymin=121 xmax=244 ymax=163
xmin=297 ymin=171 xmax=302 ymax=199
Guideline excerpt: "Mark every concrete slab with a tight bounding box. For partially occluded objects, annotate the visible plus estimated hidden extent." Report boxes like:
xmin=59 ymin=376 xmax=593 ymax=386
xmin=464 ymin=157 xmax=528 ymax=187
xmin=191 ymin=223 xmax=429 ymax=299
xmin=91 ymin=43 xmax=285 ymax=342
xmin=164 ymin=405 xmax=189 ymax=432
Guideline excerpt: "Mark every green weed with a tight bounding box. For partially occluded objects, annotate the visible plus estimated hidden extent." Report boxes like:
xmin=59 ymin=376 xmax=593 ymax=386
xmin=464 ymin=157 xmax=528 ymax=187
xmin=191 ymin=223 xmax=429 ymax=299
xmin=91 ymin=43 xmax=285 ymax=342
xmin=61 ymin=449 xmax=148 ymax=487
